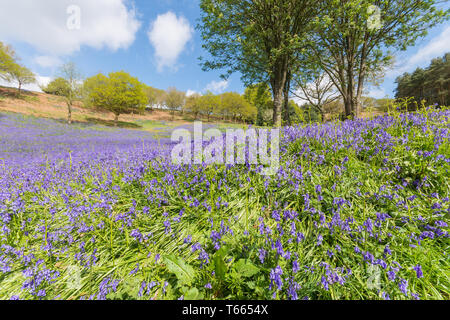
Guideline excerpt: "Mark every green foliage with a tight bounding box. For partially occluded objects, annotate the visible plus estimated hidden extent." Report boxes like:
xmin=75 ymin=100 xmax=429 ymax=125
xmin=163 ymin=255 xmax=197 ymax=286
xmin=164 ymin=87 xmax=185 ymax=119
xmin=0 ymin=42 xmax=35 ymax=94
xmin=184 ymin=93 xmax=203 ymax=120
xmin=42 ymin=78 xmax=71 ymax=97
xmin=7 ymin=64 xmax=35 ymax=94
xmin=84 ymin=71 xmax=148 ymax=124
xmin=0 ymin=42 xmax=18 ymax=82
xmin=300 ymin=103 xmax=322 ymax=123
xmin=309 ymin=0 xmax=449 ymax=118
xmin=395 ymin=52 xmax=450 ymax=109
xmin=143 ymin=85 xmax=166 ymax=110
xmin=244 ymin=83 xmax=273 ymax=126
xmin=198 ymin=0 xmax=320 ymax=126
xmin=220 ymin=91 xmax=256 ymax=123
xmin=198 ymin=91 xmax=221 ymax=122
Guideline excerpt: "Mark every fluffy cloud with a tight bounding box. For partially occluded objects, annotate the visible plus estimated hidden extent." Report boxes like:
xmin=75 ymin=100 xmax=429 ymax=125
xmin=0 ymin=0 xmax=141 ymax=56
xmin=205 ymin=80 xmax=229 ymax=94
xmin=34 ymin=56 xmax=63 ymax=68
xmin=148 ymin=11 xmax=193 ymax=72
xmin=387 ymin=26 xmax=450 ymax=78
xmin=186 ymin=89 xmax=200 ymax=97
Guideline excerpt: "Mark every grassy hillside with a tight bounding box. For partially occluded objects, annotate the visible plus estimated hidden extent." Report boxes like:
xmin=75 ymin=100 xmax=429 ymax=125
xmin=0 ymin=86 xmax=209 ymax=132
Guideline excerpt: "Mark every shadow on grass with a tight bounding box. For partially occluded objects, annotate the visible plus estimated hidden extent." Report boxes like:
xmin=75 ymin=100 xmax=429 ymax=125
xmin=84 ymin=117 xmax=142 ymax=129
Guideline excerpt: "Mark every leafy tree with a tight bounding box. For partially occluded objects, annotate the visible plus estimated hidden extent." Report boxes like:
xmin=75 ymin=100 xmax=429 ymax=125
xmin=395 ymin=52 xmax=450 ymax=109
xmin=221 ymin=91 xmax=256 ymax=123
xmin=310 ymin=0 xmax=449 ymax=118
xmin=184 ymin=93 xmax=203 ymax=120
xmin=42 ymin=77 xmax=71 ymax=96
xmin=301 ymin=103 xmax=322 ymax=123
xmin=58 ymin=62 xmax=83 ymax=124
xmin=198 ymin=0 xmax=320 ymax=127
xmin=198 ymin=91 xmax=221 ymax=122
xmin=244 ymin=83 xmax=273 ymax=126
xmin=143 ymin=85 xmax=166 ymax=111
xmin=85 ymin=71 xmax=147 ymax=126
xmin=165 ymin=87 xmax=186 ymax=120
xmin=8 ymin=64 xmax=36 ymax=95
xmin=0 ymin=42 xmax=18 ymax=82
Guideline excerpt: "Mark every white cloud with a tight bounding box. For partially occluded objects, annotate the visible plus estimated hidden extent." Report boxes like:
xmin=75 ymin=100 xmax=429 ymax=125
xmin=0 ymin=0 xmax=141 ymax=56
xmin=387 ymin=26 xmax=450 ymax=78
xmin=367 ymin=87 xmax=388 ymax=99
xmin=148 ymin=11 xmax=193 ymax=72
xmin=34 ymin=56 xmax=63 ymax=68
xmin=186 ymin=89 xmax=200 ymax=97
xmin=205 ymin=80 xmax=229 ymax=94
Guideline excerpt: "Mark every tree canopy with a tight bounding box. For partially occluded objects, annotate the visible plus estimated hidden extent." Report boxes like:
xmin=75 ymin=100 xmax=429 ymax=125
xmin=395 ymin=52 xmax=450 ymax=109
xmin=309 ymin=0 xmax=448 ymax=119
xmin=84 ymin=71 xmax=148 ymax=125
xmin=198 ymin=0 xmax=320 ymax=126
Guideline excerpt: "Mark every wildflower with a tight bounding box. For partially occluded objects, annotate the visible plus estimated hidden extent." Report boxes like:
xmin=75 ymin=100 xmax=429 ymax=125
xmin=258 ymin=249 xmax=267 ymax=264
xmin=398 ymin=278 xmax=408 ymax=296
xmin=269 ymin=266 xmax=283 ymax=291
xmin=412 ymin=264 xmax=423 ymax=279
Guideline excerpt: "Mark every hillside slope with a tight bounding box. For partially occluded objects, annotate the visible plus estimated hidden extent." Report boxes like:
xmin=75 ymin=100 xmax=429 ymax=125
xmin=0 ymin=86 xmax=191 ymax=130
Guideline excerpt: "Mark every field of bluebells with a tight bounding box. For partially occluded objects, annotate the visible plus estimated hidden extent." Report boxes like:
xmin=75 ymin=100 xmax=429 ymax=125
xmin=0 ymin=107 xmax=449 ymax=300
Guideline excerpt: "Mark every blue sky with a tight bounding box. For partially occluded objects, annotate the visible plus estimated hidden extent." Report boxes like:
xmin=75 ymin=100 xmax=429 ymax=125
xmin=0 ymin=0 xmax=449 ymax=100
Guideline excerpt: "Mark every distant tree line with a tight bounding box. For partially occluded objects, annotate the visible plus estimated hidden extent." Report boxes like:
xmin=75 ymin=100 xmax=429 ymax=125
xmin=395 ymin=52 xmax=450 ymax=110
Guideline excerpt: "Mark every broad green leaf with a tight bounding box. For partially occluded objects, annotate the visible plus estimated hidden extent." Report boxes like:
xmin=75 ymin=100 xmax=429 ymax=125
xmin=163 ymin=255 xmax=196 ymax=285
xmin=184 ymin=287 xmax=200 ymax=300
xmin=234 ymin=259 xmax=260 ymax=278
xmin=213 ymin=247 xmax=228 ymax=280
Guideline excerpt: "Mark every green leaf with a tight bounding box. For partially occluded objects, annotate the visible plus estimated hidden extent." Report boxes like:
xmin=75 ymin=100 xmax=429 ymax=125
xmin=184 ymin=287 xmax=200 ymax=300
xmin=163 ymin=255 xmax=196 ymax=285
xmin=213 ymin=247 xmax=228 ymax=280
xmin=234 ymin=259 xmax=260 ymax=278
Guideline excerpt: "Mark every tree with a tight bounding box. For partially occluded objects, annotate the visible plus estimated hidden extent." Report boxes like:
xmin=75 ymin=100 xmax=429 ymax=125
xmin=244 ymin=83 xmax=273 ymax=126
xmin=59 ymin=62 xmax=82 ymax=124
xmin=198 ymin=91 xmax=221 ymax=122
xmin=292 ymin=72 xmax=339 ymax=122
xmin=310 ymin=0 xmax=448 ymax=119
xmin=143 ymin=85 xmax=165 ymax=112
xmin=84 ymin=71 xmax=147 ymax=126
xmin=165 ymin=87 xmax=185 ymax=120
xmin=184 ymin=93 xmax=203 ymax=120
xmin=395 ymin=52 xmax=450 ymax=108
xmin=221 ymin=92 xmax=256 ymax=123
xmin=8 ymin=64 xmax=35 ymax=95
xmin=42 ymin=77 xmax=71 ymax=96
xmin=198 ymin=0 xmax=320 ymax=127
xmin=0 ymin=42 xmax=18 ymax=82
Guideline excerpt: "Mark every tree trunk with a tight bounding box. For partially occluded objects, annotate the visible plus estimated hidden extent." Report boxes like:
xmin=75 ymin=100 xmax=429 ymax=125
xmin=282 ymin=72 xmax=291 ymax=126
xmin=67 ymin=102 xmax=72 ymax=124
xmin=343 ymin=96 xmax=352 ymax=120
xmin=18 ymin=82 xmax=22 ymax=96
xmin=270 ymin=57 xmax=288 ymax=127
xmin=114 ymin=114 xmax=119 ymax=126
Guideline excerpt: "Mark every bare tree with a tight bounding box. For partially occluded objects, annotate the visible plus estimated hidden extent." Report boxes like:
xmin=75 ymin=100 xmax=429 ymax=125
xmin=292 ymin=72 xmax=339 ymax=121
xmin=59 ymin=62 xmax=82 ymax=124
